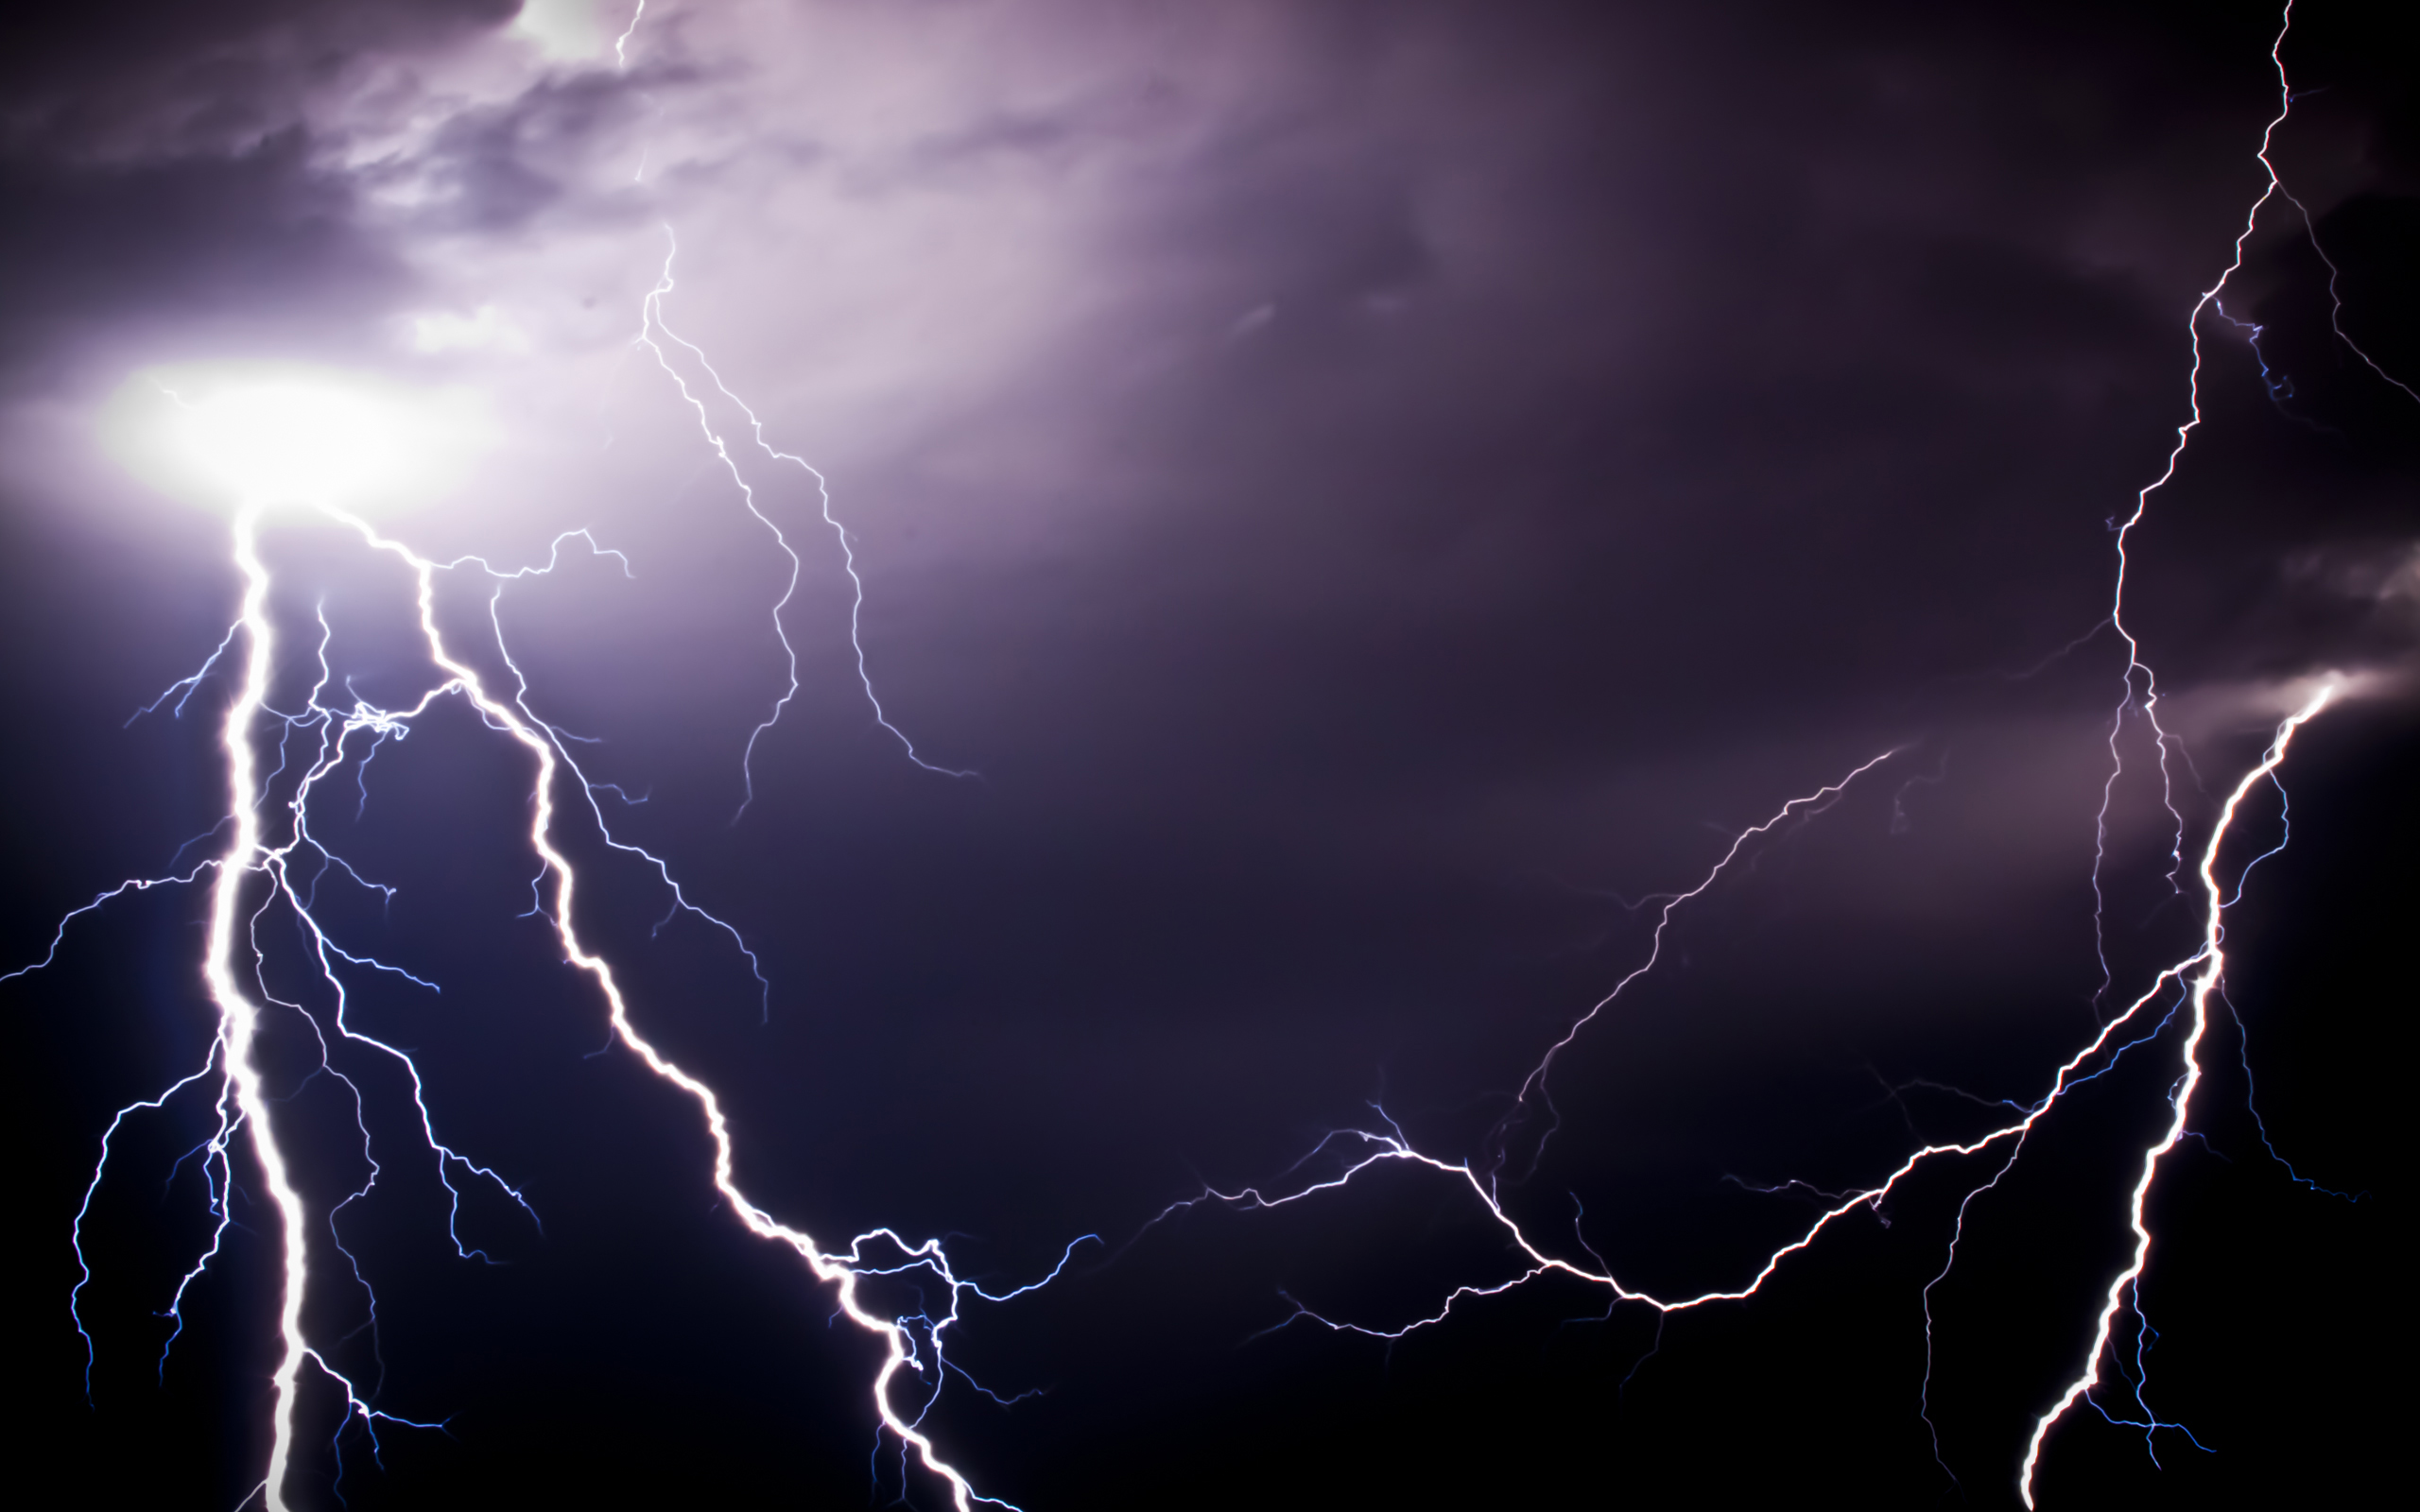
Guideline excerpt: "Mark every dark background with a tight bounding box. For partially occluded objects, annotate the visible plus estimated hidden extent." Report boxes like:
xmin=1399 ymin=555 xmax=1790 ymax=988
xmin=1 ymin=3 xmax=2408 ymax=1508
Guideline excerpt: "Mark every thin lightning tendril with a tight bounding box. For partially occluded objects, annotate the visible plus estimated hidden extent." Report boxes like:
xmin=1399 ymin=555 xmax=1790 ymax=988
xmin=635 ymin=228 xmax=978 ymax=818
xmin=1481 ymin=745 xmax=1904 ymax=1191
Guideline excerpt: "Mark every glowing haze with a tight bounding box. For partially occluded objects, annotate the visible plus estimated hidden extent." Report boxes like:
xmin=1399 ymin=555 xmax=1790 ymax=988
xmin=2 ymin=2 xmax=2408 ymax=1509
xmin=101 ymin=364 xmax=491 ymax=515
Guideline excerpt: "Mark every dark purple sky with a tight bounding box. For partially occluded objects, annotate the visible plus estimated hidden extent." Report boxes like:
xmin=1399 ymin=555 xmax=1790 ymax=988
xmin=2 ymin=3 xmax=2409 ymax=1508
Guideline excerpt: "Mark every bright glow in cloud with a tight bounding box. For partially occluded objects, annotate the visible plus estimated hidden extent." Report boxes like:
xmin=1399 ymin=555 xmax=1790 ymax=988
xmin=101 ymin=363 xmax=493 ymax=515
xmin=510 ymin=0 xmax=613 ymax=63
xmin=407 ymin=304 xmax=530 ymax=356
xmin=180 ymin=382 xmax=395 ymax=503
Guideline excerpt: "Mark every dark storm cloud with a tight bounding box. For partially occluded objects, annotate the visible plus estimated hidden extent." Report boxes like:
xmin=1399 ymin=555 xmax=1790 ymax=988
xmin=1029 ymin=0 xmax=2416 ymax=769
xmin=859 ymin=2 xmax=2325 ymax=864
xmin=0 ymin=0 xmax=513 ymax=158
xmin=0 ymin=0 xmax=532 ymax=394
xmin=0 ymin=130 xmax=399 ymax=393
xmin=400 ymin=78 xmax=629 ymax=232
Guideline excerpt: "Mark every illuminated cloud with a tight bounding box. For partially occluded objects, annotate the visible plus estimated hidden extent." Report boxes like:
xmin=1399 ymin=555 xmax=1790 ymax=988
xmin=99 ymin=361 xmax=493 ymax=514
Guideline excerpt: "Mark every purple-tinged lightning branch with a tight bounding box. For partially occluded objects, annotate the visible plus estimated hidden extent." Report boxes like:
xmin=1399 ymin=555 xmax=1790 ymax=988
xmin=634 ymin=227 xmax=978 ymax=811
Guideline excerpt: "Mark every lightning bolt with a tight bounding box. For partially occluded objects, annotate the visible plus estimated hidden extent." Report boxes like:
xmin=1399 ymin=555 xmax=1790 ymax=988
xmin=1131 ymin=683 xmax=2337 ymax=1506
xmin=614 ymin=0 xmax=646 ymax=74
xmin=633 ymin=226 xmax=980 ymax=811
xmin=611 ymin=0 xmax=964 ymax=803
xmin=1102 ymin=4 xmax=2405 ymax=1504
xmin=1479 ymin=745 xmax=1906 ymax=1190
xmin=318 ymin=500 xmax=1065 ymax=1512
xmin=21 ymin=3 xmax=1009 ymax=1501
xmin=23 ymin=481 xmax=1053 ymax=1507
xmin=2020 ymin=2 xmax=2408 ymax=1493
xmin=2017 ymin=684 xmax=2336 ymax=1506
xmin=22 ymin=227 xmax=1027 ymax=1503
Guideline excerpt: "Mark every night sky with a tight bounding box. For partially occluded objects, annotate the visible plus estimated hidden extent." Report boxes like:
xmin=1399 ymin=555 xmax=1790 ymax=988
xmin=2 ymin=3 xmax=2410 ymax=1508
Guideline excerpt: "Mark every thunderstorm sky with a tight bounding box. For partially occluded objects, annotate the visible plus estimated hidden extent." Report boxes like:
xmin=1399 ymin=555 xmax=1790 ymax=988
xmin=1 ymin=2 xmax=2409 ymax=1507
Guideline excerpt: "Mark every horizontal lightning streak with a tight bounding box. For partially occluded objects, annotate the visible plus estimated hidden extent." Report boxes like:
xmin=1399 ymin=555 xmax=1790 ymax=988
xmin=1134 ymin=688 xmax=2332 ymax=1484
